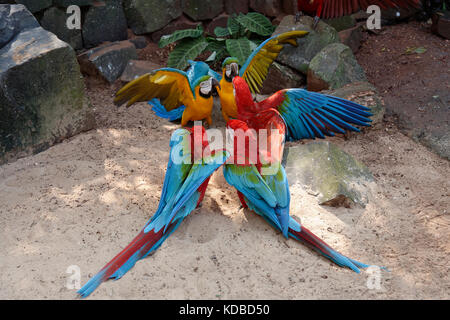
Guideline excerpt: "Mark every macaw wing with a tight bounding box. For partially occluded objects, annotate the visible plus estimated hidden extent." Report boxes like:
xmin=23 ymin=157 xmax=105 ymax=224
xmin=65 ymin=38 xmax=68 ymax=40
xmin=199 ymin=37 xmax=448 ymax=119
xmin=149 ymin=128 xmax=193 ymax=226
xmin=239 ymin=31 xmax=309 ymax=94
xmin=186 ymin=60 xmax=222 ymax=83
xmin=114 ymin=68 xmax=194 ymax=111
xmin=267 ymin=89 xmax=373 ymax=141
xmin=160 ymin=149 xmax=230 ymax=231
xmin=224 ymin=164 xmax=283 ymax=230
xmin=321 ymin=0 xmax=421 ymax=19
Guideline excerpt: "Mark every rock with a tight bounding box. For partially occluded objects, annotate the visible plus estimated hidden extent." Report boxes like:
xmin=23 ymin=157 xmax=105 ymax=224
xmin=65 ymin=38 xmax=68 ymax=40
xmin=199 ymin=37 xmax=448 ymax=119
xmin=123 ymin=0 xmax=182 ymax=35
xmin=224 ymin=0 xmax=248 ymax=14
xmin=40 ymin=6 xmax=83 ymax=50
xmin=82 ymin=0 xmax=128 ymax=48
xmin=206 ymin=13 xmax=229 ymax=35
xmin=182 ymin=0 xmax=223 ymax=21
xmin=14 ymin=0 xmax=51 ymax=13
xmin=78 ymin=40 xmax=138 ymax=83
xmin=53 ymin=0 xmax=94 ymax=6
xmin=307 ymin=43 xmax=367 ymax=91
xmin=261 ymin=62 xmax=305 ymax=95
xmin=274 ymin=15 xmax=340 ymax=74
xmin=322 ymin=82 xmax=385 ymax=126
xmin=151 ymin=14 xmax=199 ymax=42
xmin=380 ymin=6 xmax=419 ymax=25
xmin=0 ymin=3 xmax=40 ymax=48
xmin=283 ymin=142 xmax=374 ymax=208
xmin=323 ymin=15 xmax=356 ymax=32
xmin=249 ymin=0 xmax=282 ymax=17
xmin=119 ymin=60 xmax=161 ymax=82
xmin=281 ymin=0 xmax=297 ymax=15
xmin=431 ymin=11 xmax=450 ymax=40
xmin=338 ymin=24 xmax=364 ymax=54
xmin=129 ymin=36 xmax=148 ymax=49
xmin=0 ymin=7 xmax=94 ymax=165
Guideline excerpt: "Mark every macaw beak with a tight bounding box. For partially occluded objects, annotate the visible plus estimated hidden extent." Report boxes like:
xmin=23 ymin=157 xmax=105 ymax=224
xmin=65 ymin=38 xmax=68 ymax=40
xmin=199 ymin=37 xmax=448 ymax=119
xmin=231 ymin=63 xmax=239 ymax=78
xmin=211 ymin=77 xmax=221 ymax=96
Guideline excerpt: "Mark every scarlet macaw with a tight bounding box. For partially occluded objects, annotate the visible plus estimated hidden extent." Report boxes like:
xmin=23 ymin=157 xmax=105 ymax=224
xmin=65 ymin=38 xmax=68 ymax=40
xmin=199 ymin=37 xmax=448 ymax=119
xmin=296 ymin=0 xmax=421 ymax=27
xmin=77 ymin=126 xmax=230 ymax=298
xmin=114 ymin=68 xmax=220 ymax=126
xmin=232 ymin=76 xmax=373 ymax=141
xmin=223 ymin=118 xmax=371 ymax=272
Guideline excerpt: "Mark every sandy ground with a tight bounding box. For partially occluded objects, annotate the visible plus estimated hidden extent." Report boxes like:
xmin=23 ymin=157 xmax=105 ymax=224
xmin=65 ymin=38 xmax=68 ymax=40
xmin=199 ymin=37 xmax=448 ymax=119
xmin=0 ymin=78 xmax=448 ymax=300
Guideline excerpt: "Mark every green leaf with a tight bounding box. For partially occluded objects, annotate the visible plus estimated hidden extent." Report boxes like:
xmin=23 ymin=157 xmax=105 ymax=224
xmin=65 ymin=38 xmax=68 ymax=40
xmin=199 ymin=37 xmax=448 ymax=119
xmin=158 ymin=24 xmax=203 ymax=48
xmin=206 ymin=40 xmax=227 ymax=61
xmin=214 ymin=16 xmax=241 ymax=38
xmin=167 ymin=37 xmax=209 ymax=70
xmin=404 ymin=46 xmax=427 ymax=55
xmin=226 ymin=38 xmax=252 ymax=66
xmin=236 ymin=12 xmax=275 ymax=36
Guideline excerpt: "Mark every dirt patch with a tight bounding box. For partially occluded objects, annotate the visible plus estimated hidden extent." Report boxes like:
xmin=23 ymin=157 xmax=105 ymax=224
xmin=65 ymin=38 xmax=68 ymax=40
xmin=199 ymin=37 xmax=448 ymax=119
xmin=356 ymin=21 xmax=450 ymax=159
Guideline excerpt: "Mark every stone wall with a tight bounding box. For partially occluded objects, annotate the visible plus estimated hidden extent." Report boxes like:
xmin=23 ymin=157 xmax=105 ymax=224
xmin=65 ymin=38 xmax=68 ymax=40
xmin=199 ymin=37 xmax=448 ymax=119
xmin=0 ymin=0 xmax=298 ymax=49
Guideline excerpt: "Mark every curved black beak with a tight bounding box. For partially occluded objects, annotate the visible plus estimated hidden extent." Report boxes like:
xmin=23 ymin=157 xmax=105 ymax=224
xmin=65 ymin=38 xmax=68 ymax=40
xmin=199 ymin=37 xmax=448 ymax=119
xmin=231 ymin=63 xmax=239 ymax=78
xmin=211 ymin=77 xmax=221 ymax=96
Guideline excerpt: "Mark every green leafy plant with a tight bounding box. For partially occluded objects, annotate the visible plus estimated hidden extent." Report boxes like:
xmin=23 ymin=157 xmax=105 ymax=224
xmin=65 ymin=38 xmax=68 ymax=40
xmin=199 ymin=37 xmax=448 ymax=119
xmin=158 ymin=12 xmax=276 ymax=70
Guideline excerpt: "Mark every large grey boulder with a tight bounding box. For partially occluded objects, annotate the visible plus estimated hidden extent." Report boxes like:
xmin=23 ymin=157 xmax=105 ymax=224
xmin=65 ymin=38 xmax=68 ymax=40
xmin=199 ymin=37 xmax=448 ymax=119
xmin=77 ymin=40 xmax=138 ymax=83
xmin=182 ymin=0 xmax=223 ymax=20
xmin=283 ymin=142 xmax=374 ymax=208
xmin=249 ymin=0 xmax=282 ymax=17
xmin=123 ymin=0 xmax=183 ymax=34
xmin=40 ymin=6 xmax=83 ymax=50
xmin=261 ymin=61 xmax=305 ymax=95
xmin=0 ymin=3 xmax=40 ymax=48
xmin=307 ymin=43 xmax=367 ymax=91
xmin=323 ymin=15 xmax=356 ymax=32
xmin=82 ymin=0 xmax=128 ymax=48
xmin=14 ymin=0 xmax=51 ymax=13
xmin=0 ymin=5 xmax=94 ymax=165
xmin=225 ymin=0 xmax=248 ymax=14
xmin=275 ymin=15 xmax=340 ymax=74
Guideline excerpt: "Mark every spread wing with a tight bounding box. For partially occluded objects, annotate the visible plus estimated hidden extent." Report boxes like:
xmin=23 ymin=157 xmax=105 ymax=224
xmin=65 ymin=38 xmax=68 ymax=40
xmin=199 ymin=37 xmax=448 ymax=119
xmin=260 ymin=89 xmax=373 ymax=141
xmin=240 ymin=31 xmax=309 ymax=94
xmin=321 ymin=0 xmax=421 ymax=19
xmin=114 ymin=68 xmax=195 ymax=111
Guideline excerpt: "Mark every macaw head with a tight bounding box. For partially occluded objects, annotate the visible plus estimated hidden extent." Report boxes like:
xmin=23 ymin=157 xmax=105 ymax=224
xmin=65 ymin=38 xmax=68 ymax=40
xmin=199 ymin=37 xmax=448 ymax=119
xmin=222 ymin=57 xmax=240 ymax=82
xmin=194 ymin=75 xmax=221 ymax=99
xmin=226 ymin=120 xmax=258 ymax=166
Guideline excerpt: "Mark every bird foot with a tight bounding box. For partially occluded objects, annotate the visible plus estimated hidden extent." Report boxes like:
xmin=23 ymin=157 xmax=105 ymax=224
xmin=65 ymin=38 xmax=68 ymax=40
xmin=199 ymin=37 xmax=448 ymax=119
xmin=295 ymin=11 xmax=303 ymax=23
xmin=313 ymin=16 xmax=320 ymax=29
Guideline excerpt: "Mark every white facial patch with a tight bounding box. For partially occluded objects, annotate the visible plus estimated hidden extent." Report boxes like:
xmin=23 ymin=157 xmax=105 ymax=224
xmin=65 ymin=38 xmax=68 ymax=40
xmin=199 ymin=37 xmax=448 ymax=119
xmin=226 ymin=64 xmax=232 ymax=78
xmin=200 ymin=79 xmax=212 ymax=95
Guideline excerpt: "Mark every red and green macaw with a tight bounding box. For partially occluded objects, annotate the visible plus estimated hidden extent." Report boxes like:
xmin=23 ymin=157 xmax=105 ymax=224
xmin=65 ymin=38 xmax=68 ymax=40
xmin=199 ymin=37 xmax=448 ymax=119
xmin=296 ymin=0 xmax=421 ymax=27
xmin=223 ymin=76 xmax=376 ymax=272
xmin=114 ymin=68 xmax=220 ymax=126
xmin=232 ymin=76 xmax=373 ymax=141
xmin=77 ymin=126 xmax=230 ymax=298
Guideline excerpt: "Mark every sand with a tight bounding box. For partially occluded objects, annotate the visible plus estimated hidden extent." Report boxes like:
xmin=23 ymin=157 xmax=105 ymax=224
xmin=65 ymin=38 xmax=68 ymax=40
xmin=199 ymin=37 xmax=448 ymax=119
xmin=0 ymin=82 xmax=448 ymax=300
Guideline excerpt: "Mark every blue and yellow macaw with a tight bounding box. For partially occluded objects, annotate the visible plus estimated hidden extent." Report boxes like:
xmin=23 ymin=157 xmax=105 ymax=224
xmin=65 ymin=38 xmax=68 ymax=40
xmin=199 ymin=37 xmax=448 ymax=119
xmin=114 ymin=66 xmax=220 ymax=126
xmin=77 ymin=126 xmax=230 ymax=298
